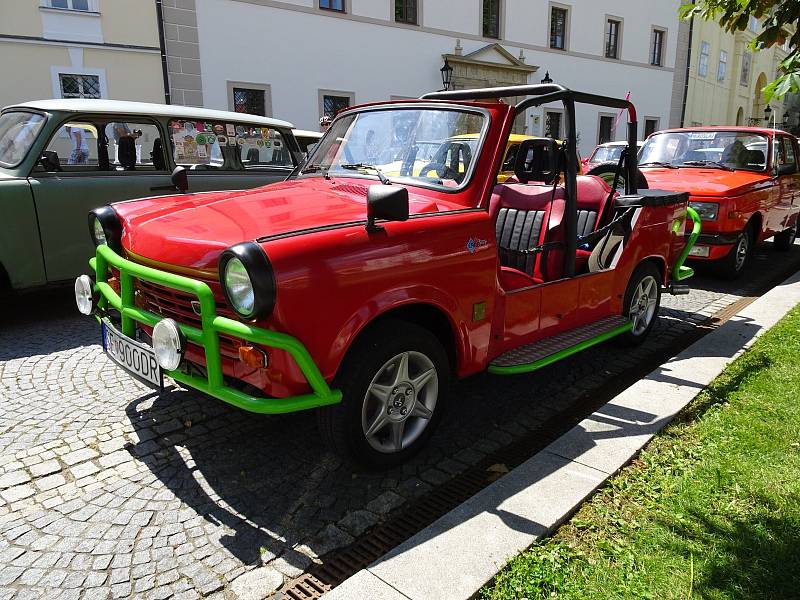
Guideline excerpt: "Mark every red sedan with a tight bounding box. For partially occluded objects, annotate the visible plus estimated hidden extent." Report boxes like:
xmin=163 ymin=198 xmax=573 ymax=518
xmin=640 ymin=127 xmax=800 ymax=278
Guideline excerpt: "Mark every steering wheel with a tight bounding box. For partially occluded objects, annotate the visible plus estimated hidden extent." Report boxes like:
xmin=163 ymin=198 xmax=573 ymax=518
xmin=419 ymin=162 xmax=459 ymax=181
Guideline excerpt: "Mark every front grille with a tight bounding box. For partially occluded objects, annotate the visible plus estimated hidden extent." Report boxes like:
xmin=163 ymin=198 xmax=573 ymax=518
xmin=135 ymin=279 xmax=242 ymax=358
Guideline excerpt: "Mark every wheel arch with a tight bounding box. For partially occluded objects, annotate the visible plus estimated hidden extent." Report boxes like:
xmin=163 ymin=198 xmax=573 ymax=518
xmin=747 ymin=212 xmax=763 ymax=239
xmin=337 ymin=302 xmax=461 ymax=380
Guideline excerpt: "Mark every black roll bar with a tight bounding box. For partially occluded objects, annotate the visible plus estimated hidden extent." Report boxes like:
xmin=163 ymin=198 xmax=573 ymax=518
xmin=422 ymin=84 xmax=639 ymax=279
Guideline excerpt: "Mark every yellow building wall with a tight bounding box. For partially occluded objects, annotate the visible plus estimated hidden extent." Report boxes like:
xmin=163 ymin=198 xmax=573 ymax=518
xmin=84 ymin=49 xmax=164 ymax=103
xmin=0 ymin=2 xmax=44 ymax=37
xmin=100 ymin=0 xmax=160 ymax=47
xmin=684 ymin=18 xmax=790 ymax=127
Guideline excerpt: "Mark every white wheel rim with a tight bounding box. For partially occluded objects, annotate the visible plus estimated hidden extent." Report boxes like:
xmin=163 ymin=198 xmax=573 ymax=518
xmin=629 ymin=275 xmax=658 ymax=336
xmin=361 ymin=351 xmax=438 ymax=454
xmin=735 ymin=234 xmax=749 ymax=271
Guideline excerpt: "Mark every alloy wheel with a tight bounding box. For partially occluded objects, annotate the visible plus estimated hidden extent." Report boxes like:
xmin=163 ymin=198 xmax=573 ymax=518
xmin=361 ymin=351 xmax=438 ymax=454
xmin=629 ymin=275 xmax=658 ymax=336
xmin=734 ymin=233 xmax=750 ymax=272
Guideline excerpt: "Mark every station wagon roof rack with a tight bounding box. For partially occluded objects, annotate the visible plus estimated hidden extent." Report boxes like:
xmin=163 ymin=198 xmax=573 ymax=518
xmin=4 ymin=98 xmax=294 ymax=129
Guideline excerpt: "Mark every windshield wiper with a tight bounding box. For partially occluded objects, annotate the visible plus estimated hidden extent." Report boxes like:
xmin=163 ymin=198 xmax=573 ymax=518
xmin=639 ymin=161 xmax=678 ymax=169
xmin=300 ymin=163 xmax=331 ymax=179
xmin=681 ymin=160 xmax=734 ymax=171
xmin=340 ymin=163 xmax=391 ymax=185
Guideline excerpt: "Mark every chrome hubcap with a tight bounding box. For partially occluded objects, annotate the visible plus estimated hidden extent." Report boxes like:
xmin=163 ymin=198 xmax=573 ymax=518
xmin=361 ymin=351 xmax=438 ymax=454
xmin=629 ymin=275 xmax=658 ymax=336
xmin=735 ymin=234 xmax=749 ymax=271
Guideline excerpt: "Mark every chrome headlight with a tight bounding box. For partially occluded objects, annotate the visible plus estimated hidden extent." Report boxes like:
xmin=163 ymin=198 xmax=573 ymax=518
xmin=152 ymin=319 xmax=185 ymax=371
xmin=219 ymin=242 xmax=276 ymax=321
xmin=89 ymin=206 xmax=123 ymax=251
xmin=688 ymin=201 xmax=719 ymax=221
xmin=74 ymin=274 xmax=95 ymax=315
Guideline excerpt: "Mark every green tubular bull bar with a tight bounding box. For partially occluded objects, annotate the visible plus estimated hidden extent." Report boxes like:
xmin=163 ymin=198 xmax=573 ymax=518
xmin=90 ymin=244 xmax=342 ymax=414
xmin=672 ymin=206 xmax=702 ymax=281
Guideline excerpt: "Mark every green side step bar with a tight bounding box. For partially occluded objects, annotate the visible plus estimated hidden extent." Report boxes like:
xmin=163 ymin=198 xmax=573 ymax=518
xmin=91 ymin=244 xmax=342 ymax=415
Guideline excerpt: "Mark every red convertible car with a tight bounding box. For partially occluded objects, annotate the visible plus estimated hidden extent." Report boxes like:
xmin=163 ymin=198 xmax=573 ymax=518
xmin=639 ymin=127 xmax=800 ymax=278
xmin=74 ymin=85 xmax=699 ymax=466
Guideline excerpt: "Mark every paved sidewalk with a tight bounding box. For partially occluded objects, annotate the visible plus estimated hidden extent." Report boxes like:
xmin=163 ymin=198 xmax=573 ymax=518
xmin=325 ymin=269 xmax=800 ymax=600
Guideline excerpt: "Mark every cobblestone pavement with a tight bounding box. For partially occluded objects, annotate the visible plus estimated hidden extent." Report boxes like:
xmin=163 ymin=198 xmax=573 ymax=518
xmin=1 ymin=242 xmax=798 ymax=599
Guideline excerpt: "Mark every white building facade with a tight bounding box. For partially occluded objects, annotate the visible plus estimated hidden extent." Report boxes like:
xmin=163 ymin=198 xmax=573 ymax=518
xmin=164 ymin=0 xmax=683 ymax=156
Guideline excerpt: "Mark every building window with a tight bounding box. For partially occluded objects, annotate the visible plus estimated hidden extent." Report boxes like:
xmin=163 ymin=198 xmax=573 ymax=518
xmin=644 ymin=118 xmax=659 ymax=138
xmin=59 ymin=74 xmax=100 ymax=98
xmin=651 ymin=29 xmax=665 ymax=66
xmin=549 ymin=6 xmax=568 ymax=50
xmin=598 ymin=115 xmax=614 ymax=144
xmin=605 ymin=19 xmax=621 ymax=59
xmin=395 ymin=0 xmax=417 ymax=24
xmin=322 ymin=94 xmax=351 ymax=119
xmin=482 ymin=0 xmax=500 ymax=39
xmin=545 ymin=111 xmax=562 ymax=139
xmin=748 ymin=16 xmax=758 ymax=33
xmin=46 ymin=0 xmax=91 ymax=10
xmin=717 ymin=50 xmax=728 ymax=82
xmin=740 ymin=51 xmax=751 ymax=86
xmin=698 ymin=41 xmax=710 ymax=77
xmin=233 ymin=88 xmax=266 ymax=116
xmin=319 ymin=0 xmax=344 ymax=12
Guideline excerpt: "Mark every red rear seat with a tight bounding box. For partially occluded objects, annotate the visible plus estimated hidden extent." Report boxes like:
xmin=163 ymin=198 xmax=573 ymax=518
xmin=492 ymin=176 xmax=611 ymax=289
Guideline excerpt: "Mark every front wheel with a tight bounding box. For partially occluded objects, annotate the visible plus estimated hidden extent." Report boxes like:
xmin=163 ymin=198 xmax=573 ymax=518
xmin=617 ymin=262 xmax=661 ymax=346
xmin=718 ymin=229 xmax=752 ymax=279
xmin=317 ymin=320 xmax=450 ymax=468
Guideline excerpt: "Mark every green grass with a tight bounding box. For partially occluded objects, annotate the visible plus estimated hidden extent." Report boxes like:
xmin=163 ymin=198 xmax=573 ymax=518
xmin=482 ymin=306 xmax=800 ymax=600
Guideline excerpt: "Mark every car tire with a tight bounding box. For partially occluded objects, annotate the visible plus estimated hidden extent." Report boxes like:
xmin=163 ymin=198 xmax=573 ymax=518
xmin=586 ymin=161 xmax=649 ymax=193
xmin=773 ymin=223 xmax=798 ymax=251
xmin=616 ymin=262 xmax=661 ymax=346
xmin=317 ymin=320 xmax=450 ymax=468
xmin=718 ymin=228 xmax=753 ymax=279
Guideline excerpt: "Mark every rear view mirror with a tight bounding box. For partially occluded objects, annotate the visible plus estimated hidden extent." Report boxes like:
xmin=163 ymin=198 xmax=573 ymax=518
xmin=515 ymin=138 xmax=559 ymax=184
xmin=366 ymin=185 xmax=409 ymax=233
xmin=777 ymin=163 xmax=797 ymax=177
xmin=171 ymin=166 xmax=188 ymax=193
xmin=39 ymin=150 xmax=62 ymax=172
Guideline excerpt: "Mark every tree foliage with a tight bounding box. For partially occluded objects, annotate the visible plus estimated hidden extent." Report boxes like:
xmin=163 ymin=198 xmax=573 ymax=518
xmin=680 ymin=1 xmax=800 ymax=102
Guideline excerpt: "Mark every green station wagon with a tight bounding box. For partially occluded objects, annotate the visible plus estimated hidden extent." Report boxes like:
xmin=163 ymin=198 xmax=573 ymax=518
xmin=0 ymin=99 xmax=301 ymax=292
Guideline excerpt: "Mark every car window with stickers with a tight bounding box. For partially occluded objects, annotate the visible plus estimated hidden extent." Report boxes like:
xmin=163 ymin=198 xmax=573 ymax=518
xmin=168 ymin=120 xmax=293 ymax=171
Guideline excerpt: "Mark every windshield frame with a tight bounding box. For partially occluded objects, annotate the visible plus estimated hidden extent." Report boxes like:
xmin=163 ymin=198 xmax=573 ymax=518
xmin=0 ymin=109 xmax=48 ymax=169
xmin=298 ymin=102 xmax=492 ymax=194
xmin=640 ymin=129 xmax=772 ymax=173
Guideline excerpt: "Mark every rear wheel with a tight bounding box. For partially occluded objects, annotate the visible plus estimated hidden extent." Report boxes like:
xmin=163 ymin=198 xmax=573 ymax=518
xmin=617 ymin=262 xmax=661 ymax=346
xmin=773 ymin=222 xmax=798 ymax=251
xmin=317 ymin=320 xmax=450 ymax=468
xmin=718 ymin=228 xmax=753 ymax=279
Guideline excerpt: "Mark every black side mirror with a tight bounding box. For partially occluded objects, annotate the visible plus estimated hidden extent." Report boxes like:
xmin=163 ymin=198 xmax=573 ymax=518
xmin=39 ymin=150 xmax=62 ymax=172
xmin=777 ymin=163 xmax=797 ymax=177
xmin=514 ymin=138 xmax=559 ymax=184
xmin=366 ymin=185 xmax=409 ymax=233
xmin=171 ymin=166 xmax=188 ymax=193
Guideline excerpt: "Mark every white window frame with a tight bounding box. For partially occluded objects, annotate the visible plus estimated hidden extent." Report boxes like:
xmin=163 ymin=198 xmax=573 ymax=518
xmin=698 ymin=41 xmax=710 ymax=77
xmin=51 ymin=66 xmax=107 ymax=99
xmin=227 ymin=81 xmax=273 ymax=117
xmin=597 ymin=113 xmax=616 ymax=145
xmin=40 ymin=0 xmax=99 ymax=12
xmin=717 ymin=50 xmax=728 ymax=82
xmin=319 ymin=89 xmax=355 ymax=120
xmin=643 ymin=117 xmax=660 ymax=139
xmin=548 ymin=2 xmax=570 ymax=51
xmin=481 ymin=0 xmax=503 ymax=40
xmin=604 ymin=16 xmax=623 ymax=60
xmin=740 ymin=51 xmax=751 ymax=86
xmin=544 ymin=109 xmax=564 ymax=139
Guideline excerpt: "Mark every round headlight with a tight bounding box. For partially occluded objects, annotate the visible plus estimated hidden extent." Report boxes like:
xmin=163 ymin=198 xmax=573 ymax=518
xmin=152 ymin=319 xmax=185 ymax=371
xmin=74 ymin=274 xmax=95 ymax=315
xmin=219 ymin=242 xmax=276 ymax=321
xmin=223 ymin=257 xmax=256 ymax=317
xmin=88 ymin=206 xmax=123 ymax=252
xmin=92 ymin=217 xmax=107 ymax=246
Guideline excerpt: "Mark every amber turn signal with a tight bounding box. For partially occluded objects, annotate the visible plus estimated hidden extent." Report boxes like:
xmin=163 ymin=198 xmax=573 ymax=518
xmin=728 ymin=211 xmax=742 ymax=220
xmin=238 ymin=345 xmax=268 ymax=369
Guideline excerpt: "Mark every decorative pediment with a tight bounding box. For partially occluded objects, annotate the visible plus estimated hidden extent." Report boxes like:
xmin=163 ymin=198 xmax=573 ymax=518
xmin=444 ymin=43 xmax=538 ymax=74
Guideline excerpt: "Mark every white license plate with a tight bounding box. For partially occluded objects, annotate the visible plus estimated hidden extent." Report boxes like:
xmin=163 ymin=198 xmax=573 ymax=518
xmin=688 ymin=245 xmax=710 ymax=258
xmin=102 ymin=321 xmax=162 ymax=388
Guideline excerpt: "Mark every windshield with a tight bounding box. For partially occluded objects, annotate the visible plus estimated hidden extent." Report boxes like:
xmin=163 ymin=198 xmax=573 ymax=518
xmin=591 ymin=145 xmax=624 ymax=163
xmin=0 ymin=111 xmax=46 ymax=168
xmin=303 ymin=108 xmax=487 ymax=189
xmin=640 ymin=130 xmax=769 ymax=171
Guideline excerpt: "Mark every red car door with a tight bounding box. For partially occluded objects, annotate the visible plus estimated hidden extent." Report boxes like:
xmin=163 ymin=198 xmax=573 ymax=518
xmin=778 ymin=136 xmax=800 ymax=230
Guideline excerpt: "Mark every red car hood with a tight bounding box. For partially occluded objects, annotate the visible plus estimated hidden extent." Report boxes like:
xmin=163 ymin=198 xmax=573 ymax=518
xmin=642 ymin=167 xmax=770 ymax=197
xmin=114 ymin=178 xmax=454 ymax=271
